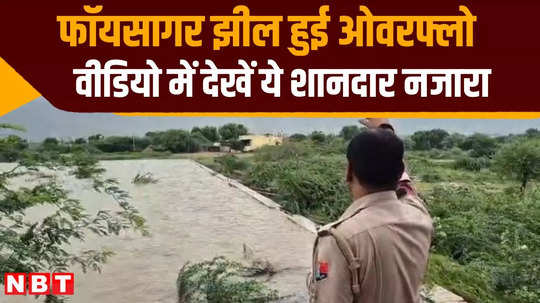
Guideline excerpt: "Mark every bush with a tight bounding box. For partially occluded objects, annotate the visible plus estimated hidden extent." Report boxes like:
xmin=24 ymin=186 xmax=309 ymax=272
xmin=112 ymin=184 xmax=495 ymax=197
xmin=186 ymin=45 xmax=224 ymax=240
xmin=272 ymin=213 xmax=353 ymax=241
xmin=0 ymin=135 xmax=28 ymax=162
xmin=215 ymin=155 xmax=249 ymax=175
xmin=411 ymin=129 xmax=449 ymax=150
xmin=339 ymin=125 xmax=364 ymax=140
xmin=132 ymin=172 xmax=159 ymax=184
xmin=459 ymin=134 xmax=498 ymax=158
xmin=421 ymin=172 xmax=442 ymax=182
xmin=94 ymin=136 xmax=150 ymax=153
xmin=148 ymin=130 xmax=207 ymax=153
xmin=288 ymin=133 xmax=307 ymax=141
xmin=0 ymin=125 xmax=147 ymax=303
xmin=68 ymin=152 xmax=106 ymax=179
xmin=426 ymin=185 xmax=540 ymax=302
xmin=453 ymin=156 xmax=491 ymax=171
xmin=177 ymin=257 xmax=278 ymax=303
xmin=309 ymin=131 xmax=326 ymax=144
xmin=253 ymin=141 xmax=312 ymax=162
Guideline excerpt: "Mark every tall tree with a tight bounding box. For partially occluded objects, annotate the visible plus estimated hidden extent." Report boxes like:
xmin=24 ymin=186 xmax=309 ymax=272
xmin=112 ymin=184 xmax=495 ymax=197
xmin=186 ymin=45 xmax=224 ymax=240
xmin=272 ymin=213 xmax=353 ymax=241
xmin=494 ymin=139 xmax=540 ymax=191
xmin=339 ymin=125 xmax=364 ymax=141
xmin=219 ymin=123 xmax=248 ymax=141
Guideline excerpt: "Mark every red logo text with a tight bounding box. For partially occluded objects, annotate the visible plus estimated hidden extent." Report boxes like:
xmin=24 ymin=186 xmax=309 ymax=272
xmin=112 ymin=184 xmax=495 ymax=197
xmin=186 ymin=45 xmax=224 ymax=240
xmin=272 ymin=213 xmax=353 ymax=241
xmin=4 ymin=273 xmax=74 ymax=295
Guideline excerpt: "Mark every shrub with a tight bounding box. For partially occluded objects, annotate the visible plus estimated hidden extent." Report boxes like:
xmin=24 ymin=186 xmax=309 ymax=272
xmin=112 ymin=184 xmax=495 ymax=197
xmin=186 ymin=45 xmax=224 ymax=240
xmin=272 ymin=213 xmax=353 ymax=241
xmin=309 ymin=131 xmax=326 ymax=144
xmin=68 ymin=152 xmax=106 ymax=179
xmin=94 ymin=136 xmax=150 ymax=153
xmin=288 ymin=133 xmax=307 ymax=141
xmin=339 ymin=125 xmax=364 ymax=141
xmin=177 ymin=257 xmax=278 ymax=303
xmin=453 ymin=156 xmax=491 ymax=171
xmin=420 ymin=172 xmax=442 ymax=183
xmin=493 ymin=139 xmax=540 ymax=191
xmin=459 ymin=134 xmax=498 ymax=158
xmin=132 ymin=172 xmax=159 ymax=184
xmin=0 ymin=125 xmax=147 ymax=303
xmin=215 ymin=155 xmax=249 ymax=176
xmin=411 ymin=129 xmax=449 ymax=150
xmin=426 ymin=185 xmax=540 ymax=302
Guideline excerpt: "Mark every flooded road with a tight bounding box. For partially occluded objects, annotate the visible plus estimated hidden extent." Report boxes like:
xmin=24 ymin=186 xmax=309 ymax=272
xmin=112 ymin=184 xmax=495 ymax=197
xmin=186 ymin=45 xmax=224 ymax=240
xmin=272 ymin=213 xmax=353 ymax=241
xmin=1 ymin=159 xmax=315 ymax=303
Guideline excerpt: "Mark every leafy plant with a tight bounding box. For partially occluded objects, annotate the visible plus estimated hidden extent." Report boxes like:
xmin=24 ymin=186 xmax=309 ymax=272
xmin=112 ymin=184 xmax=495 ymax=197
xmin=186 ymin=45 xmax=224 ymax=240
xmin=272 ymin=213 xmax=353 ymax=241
xmin=177 ymin=257 xmax=278 ymax=303
xmin=0 ymin=124 xmax=148 ymax=303
xmin=493 ymin=139 xmax=540 ymax=191
xmin=132 ymin=172 xmax=159 ymax=184
xmin=206 ymin=133 xmax=540 ymax=303
xmin=453 ymin=156 xmax=490 ymax=171
xmin=215 ymin=155 xmax=249 ymax=176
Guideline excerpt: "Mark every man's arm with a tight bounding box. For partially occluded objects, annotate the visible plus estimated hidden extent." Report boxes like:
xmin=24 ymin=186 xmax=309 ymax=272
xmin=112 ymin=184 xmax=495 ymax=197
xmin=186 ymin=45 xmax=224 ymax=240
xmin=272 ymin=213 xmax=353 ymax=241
xmin=311 ymin=236 xmax=354 ymax=303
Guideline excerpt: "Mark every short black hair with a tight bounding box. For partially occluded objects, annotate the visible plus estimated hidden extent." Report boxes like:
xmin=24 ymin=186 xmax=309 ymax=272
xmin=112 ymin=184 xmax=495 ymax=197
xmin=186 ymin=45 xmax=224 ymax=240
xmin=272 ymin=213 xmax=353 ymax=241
xmin=346 ymin=129 xmax=405 ymax=191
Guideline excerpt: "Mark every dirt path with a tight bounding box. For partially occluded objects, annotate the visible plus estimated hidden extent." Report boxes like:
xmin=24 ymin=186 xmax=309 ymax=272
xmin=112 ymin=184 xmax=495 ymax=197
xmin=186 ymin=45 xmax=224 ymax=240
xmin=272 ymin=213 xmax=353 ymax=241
xmin=2 ymin=159 xmax=314 ymax=303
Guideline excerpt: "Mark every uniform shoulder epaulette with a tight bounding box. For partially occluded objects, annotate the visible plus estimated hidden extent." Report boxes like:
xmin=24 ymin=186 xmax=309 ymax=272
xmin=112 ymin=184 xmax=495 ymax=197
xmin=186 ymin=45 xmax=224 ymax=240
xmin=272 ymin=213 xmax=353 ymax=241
xmin=317 ymin=220 xmax=343 ymax=236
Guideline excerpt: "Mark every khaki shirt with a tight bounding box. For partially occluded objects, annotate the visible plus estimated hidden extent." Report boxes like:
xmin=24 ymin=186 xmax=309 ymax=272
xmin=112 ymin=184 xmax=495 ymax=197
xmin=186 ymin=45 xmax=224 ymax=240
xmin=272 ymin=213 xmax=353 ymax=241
xmin=308 ymin=177 xmax=433 ymax=303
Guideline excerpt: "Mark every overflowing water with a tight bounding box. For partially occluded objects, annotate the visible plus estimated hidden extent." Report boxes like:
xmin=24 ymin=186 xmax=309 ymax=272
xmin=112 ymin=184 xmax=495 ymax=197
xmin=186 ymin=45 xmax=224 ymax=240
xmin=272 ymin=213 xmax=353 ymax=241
xmin=0 ymin=159 xmax=315 ymax=303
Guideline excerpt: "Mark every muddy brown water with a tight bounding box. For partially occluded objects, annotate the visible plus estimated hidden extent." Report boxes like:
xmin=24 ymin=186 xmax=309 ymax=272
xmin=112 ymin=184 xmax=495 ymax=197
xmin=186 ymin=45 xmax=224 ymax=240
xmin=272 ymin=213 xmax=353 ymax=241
xmin=0 ymin=159 xmax=315 ymax=303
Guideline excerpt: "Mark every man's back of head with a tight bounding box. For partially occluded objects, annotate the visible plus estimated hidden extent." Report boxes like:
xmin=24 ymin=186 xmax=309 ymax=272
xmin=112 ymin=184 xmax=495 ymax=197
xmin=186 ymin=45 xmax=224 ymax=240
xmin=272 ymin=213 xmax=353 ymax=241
xmin=346 ymin=129 xmax=405 ymax=193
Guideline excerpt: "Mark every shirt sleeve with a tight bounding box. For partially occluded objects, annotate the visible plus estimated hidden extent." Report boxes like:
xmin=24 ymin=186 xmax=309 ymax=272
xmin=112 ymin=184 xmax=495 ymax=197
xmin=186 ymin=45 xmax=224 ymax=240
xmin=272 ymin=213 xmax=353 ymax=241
xmin=312 ymin=235 xmax=355 ymax=303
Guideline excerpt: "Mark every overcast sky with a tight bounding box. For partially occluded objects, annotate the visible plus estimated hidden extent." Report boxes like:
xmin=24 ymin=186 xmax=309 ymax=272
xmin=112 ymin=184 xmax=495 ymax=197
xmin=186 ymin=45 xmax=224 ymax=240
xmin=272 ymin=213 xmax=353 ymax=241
xmin=2 ymin=97 xmax=540 ymax=141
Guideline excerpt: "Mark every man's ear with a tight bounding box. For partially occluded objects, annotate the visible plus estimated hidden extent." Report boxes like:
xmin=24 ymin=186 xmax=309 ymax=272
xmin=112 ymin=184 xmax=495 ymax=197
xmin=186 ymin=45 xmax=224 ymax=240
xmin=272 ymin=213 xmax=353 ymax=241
xmin=346 ymin=162 xmax=353 ymax=183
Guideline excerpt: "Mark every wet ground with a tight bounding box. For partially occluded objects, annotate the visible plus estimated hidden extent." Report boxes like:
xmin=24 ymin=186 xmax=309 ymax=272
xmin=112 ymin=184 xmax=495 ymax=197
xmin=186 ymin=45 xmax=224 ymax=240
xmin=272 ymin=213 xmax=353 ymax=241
xmin=1 ymin=159 xmax=314 ymax=303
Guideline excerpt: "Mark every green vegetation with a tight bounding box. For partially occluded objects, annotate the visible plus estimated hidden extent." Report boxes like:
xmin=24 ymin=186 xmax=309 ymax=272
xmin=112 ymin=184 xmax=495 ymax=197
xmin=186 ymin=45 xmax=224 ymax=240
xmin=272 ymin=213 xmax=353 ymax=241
xmin=5 ymin=123 xmax=252 ymax=160
xmin=0 ymin=124 xmax=147 ymax=303
xmin=202 ymin=128 xmax=540 ymax=303
xmin=493 ymin=139 xmax=540 ymax=191
xmin=132 ymin=172 xmax=159 ymax=184
xmin=177 ymin=257 xmax=278 ymax=303
xmin=2 ymin=121 xmax=540 ymax=302
xmin=218 ymin=123 xmax=248 ymax=141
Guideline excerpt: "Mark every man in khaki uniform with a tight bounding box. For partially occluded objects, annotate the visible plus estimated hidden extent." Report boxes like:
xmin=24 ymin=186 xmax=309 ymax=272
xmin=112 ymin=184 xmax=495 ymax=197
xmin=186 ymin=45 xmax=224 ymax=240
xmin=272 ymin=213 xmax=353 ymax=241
xmin=308 ymin=118 xmax=433 ymax=303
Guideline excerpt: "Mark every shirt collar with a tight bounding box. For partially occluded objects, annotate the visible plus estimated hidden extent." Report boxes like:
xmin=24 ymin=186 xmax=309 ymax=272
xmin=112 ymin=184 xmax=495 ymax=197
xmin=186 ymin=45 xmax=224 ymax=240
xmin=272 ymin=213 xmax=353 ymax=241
xmin=339 ymin=190 xmax=398 ymax=221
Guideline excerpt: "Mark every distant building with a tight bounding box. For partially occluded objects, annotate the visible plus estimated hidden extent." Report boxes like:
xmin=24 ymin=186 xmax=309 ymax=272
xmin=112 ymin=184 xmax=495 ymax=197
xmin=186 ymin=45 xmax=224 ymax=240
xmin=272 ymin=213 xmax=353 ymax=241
xmin=239 ymin=135 xmax=283 ymax=152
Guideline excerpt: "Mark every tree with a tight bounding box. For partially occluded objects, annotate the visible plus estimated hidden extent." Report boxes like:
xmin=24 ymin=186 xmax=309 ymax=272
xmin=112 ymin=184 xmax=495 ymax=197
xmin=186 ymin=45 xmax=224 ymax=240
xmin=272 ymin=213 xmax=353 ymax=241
xmin=410 ymin=129 xmax=449 ymax=150
xmin=441 ymin=133 xmax=466 ymax=150
xmin=310 ymin=131 xmax=326 ymax=143
xmin=402 ymin=136 xmax=414 ymax=150
xmin=493 ymin=139 xmax=540 ymax=191
xmin=151 ymin=129 xmax=209 ymax=153
xmin=459 ymin=133 xmax=498 ymax=158
xmin=525 ymin=128 xmax=540 ymax=138
xmin=192 ymin=126 xmax=220 ymax=142
xmin=219 ymin=123 xmax=248 ymax=141
xmin=0 ymin=135 xmax=28 ymax=162
xmin=0 ymin=124 xmax=147 ymax=302
xmin=189 ymin=132 xmax=212 ymax=152
xmin=94 ymin=136 xmax=150 ymax=153
xmin=43 ymin=137 xmax=59 ymax=147
xmin=289 ymin=133 xmax=307 ymax=141
xmin=339 ymin=125 xmax=364 ymax=141
xmin=88 ymin=134 xmax=103 ymax=143
xmin=74 ymin=137 xmax=87 ymax=145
